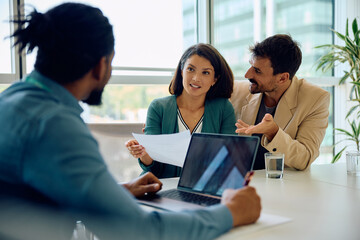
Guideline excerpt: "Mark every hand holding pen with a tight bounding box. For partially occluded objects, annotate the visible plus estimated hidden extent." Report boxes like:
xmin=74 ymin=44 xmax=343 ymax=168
xmin=243 ymin=171 xmax=254 ymax=186
xmin=222 ymin=170 xmax=261 ymax=227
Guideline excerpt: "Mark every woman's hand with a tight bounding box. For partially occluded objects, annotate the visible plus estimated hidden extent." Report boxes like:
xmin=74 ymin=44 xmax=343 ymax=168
xmin=125 ymin=139 xmax=153 ymax=165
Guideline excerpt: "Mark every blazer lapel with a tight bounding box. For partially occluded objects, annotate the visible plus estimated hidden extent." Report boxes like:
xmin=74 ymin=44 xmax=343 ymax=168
xmin=274 ymin=77 xmax=299 ymax=129
xmin=241 ymin=93 xmax=262 ymax=125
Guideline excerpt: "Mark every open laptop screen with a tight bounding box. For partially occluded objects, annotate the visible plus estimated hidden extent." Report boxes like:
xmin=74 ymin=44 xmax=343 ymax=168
xmin=178 ymin=133 xmax=259 ymax=196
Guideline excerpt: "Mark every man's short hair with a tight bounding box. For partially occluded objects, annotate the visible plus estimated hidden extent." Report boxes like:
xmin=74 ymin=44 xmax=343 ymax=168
xmin=12 ymin=3 xmax=114 ymax=84
xmin=250 ymin=34 xmax=302 ymax=80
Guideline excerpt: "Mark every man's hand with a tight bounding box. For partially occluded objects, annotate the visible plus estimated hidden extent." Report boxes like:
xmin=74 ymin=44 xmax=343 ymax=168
xmin=221 ymin=187 xmax=261 ymax=227
xmin=122 ymin=172 xmax=162 ymax=197
xmin=235 ymin=113 xmax=279 ymax=141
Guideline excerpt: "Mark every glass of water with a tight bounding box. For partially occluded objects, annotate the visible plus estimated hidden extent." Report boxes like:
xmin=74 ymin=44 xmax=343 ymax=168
xmin=346 ymin=151 xmax=360 ymax=176
xmin=264 ymin=152 xmax=285 ymax=179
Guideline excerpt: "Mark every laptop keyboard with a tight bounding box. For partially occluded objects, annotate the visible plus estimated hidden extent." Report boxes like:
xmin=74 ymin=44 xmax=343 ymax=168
xmin=158 ymin=189 xmax=221 ymax=206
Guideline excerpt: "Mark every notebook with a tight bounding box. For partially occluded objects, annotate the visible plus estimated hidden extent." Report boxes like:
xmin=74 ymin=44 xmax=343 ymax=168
xmin=137 ymin=133 xmax=259 ymax=211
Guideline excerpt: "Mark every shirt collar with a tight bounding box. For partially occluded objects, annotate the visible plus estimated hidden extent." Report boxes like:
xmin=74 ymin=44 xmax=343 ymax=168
xmin=26 ymin=70 xmax=84 ymax=114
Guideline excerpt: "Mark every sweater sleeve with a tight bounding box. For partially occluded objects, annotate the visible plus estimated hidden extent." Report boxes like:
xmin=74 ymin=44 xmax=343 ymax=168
xmin=138 ymin=97 xmax=182 ymax=178
xmin=203 ymin=98 xmax=236 ymax=135
xmin=220 ymin=99 xmax=237 ymax=135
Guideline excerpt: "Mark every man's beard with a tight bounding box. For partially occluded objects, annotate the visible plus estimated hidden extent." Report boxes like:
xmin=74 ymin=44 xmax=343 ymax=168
xmin=248 ymin=78 xmax=276 ymax=94
xmin=83 ymin=88 xmax=104 ymax=106
xmin=248 ymin=79 xmax=260 ymax=94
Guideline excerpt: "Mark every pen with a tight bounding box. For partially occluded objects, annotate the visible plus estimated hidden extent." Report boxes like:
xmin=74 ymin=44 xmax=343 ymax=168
xmin=243 ymin=171 xmax=254 ymax=186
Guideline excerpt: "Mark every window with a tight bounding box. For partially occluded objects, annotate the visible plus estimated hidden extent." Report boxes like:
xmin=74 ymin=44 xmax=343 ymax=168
xmin=0 ymin=0 xmax=12 ymax=74
xmin=81 ymin=85 xmax=169 ymax=123
xmin=0 ymin=0 xmax=18 ymax=84
xmin=213 ymin=0 xmax=334 ymax=78
xmin=213 ymin=0 xmax=255 ymax=76
xmin=25 ymin=0 xmax=197 ymax=123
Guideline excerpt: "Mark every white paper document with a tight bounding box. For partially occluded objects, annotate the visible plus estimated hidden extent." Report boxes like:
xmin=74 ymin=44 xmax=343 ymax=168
xmin=217 ymin=212 xmax=291 ymax=240
xmin=132 ymin=130 xmax=191 ymax=167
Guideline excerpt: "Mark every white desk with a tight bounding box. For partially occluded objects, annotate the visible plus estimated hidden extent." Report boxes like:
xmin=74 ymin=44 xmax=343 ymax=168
xmin=157 ymin=163 xmax=360 ymax=240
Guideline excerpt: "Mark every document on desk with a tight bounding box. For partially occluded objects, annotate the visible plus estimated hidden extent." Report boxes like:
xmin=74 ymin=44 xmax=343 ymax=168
xmin=217 ymin=212 xmax=291 ymax=240
xmin=132 ymin=130 xmax=191 ymax=167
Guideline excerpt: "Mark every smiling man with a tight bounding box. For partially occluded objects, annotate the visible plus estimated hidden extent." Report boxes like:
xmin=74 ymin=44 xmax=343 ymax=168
xmin=231 ymin=34 xmax=330 ymax=171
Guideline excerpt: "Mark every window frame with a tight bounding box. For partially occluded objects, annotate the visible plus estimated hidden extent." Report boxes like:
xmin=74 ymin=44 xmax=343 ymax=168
xmin=0 ymin=0 xmax=23 ymax=84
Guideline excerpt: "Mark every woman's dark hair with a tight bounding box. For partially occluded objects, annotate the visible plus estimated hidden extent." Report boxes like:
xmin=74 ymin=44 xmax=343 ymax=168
xmin=250 ymin=34 xmax=302 ymax=80
xmin=11 ymin=3 xmax=114 ymax=84
xmin=169 ymin=43 xmax=234 ymax=99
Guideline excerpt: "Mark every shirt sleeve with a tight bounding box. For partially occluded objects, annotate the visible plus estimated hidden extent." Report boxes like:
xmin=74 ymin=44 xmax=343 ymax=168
xmin=23 ymin=109 xmax=233 ymax=240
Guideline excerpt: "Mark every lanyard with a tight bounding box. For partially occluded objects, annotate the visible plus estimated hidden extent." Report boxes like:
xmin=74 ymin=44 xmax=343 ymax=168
xmin=25 ymin=76 xmax=51 ymax=93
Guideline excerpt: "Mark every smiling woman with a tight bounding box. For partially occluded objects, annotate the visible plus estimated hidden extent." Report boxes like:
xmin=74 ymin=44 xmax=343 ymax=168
xmin=126 ymin=43 xmax=237 ymax=179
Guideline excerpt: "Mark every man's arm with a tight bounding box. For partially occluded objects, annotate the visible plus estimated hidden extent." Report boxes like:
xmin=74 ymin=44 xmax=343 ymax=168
xmin=26 ymin=112 xmax=261 ymax=240
xmin=236 ymin=91 xmax=330 ymax=170
xmin=264 ymin=92 xmax=330 ymax=170
xmin=122 ymin=173 xmax=261 ymax=227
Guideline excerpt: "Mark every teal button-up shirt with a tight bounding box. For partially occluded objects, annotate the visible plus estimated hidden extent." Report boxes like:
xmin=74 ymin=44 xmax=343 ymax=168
xmin=0 ymin=71 xmax=232 ymax=240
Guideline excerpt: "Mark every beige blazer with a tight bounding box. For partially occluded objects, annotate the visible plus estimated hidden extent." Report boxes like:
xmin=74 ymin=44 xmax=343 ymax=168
xmin=230 ymin=77 xmax=330 ymax=170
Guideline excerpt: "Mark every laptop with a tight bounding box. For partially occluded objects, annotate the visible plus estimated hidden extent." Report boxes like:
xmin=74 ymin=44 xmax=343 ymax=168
xmin=137 ymin=133 xmax=259 ymax=211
